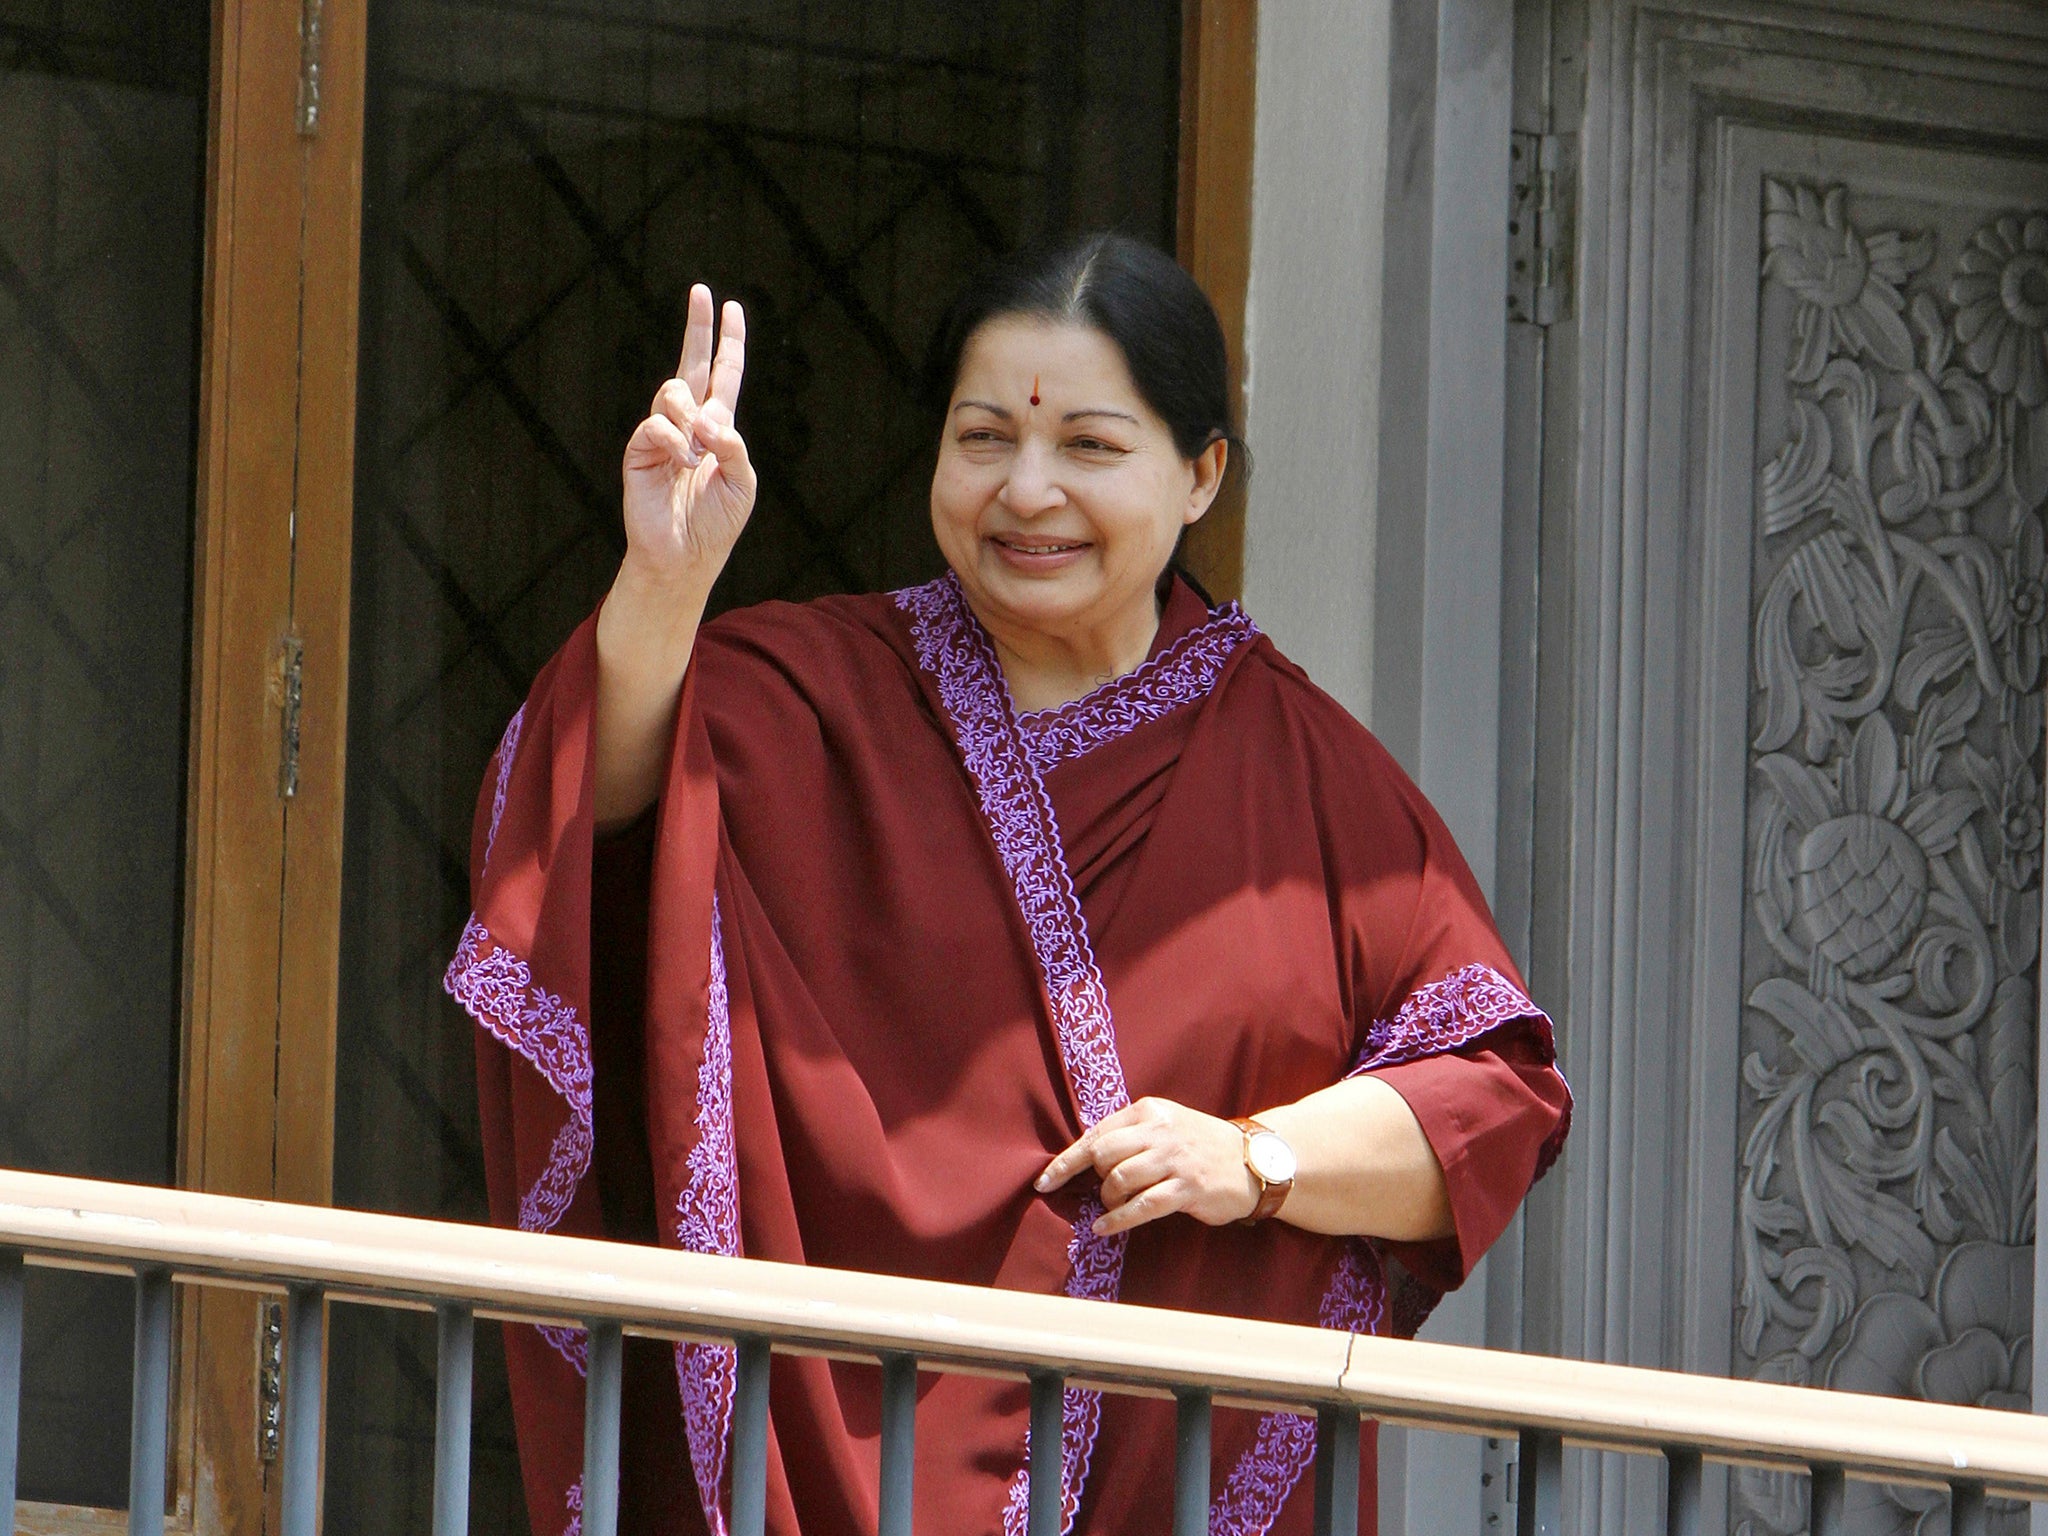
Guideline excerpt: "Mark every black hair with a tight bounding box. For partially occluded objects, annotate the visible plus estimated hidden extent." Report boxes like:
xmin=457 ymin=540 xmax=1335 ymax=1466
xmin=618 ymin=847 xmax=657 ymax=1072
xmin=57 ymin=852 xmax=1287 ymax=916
xmin=923 ymin=232 xmax=1250 ymax=493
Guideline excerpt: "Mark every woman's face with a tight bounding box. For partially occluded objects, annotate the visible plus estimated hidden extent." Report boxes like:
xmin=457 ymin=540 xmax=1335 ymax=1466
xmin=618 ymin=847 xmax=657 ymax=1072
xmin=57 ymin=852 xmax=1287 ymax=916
xmin=931 ymin=317 xmax=1224 ymax=647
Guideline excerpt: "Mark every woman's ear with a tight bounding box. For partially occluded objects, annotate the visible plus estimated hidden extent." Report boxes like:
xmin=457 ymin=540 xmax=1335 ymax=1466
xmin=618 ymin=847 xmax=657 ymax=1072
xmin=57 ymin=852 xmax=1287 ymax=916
xmin=1184 ymin=437 xmax=1228 ymax=525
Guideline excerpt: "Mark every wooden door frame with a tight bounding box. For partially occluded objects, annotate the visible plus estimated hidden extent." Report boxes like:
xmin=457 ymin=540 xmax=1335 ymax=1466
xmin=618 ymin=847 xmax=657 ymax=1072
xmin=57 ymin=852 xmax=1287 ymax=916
xmin=166 ymin=0 xmax=367 ymax=1530
xmin=138 ymin=4 xmax=1252 ymax=1532
xmin=1179 ymin=0 xmax=1257 ymax=603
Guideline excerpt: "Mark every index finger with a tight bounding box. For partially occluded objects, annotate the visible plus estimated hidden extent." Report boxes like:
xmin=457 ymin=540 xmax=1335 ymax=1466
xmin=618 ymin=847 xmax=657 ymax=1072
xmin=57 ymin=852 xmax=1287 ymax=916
xmin=709 ymin=299 xmax=746 ymax=413
xmin=677 ymin=284 xmax=714 ymax=401
xmin=1035 ymin=1125 xmax=1097 ymax=1192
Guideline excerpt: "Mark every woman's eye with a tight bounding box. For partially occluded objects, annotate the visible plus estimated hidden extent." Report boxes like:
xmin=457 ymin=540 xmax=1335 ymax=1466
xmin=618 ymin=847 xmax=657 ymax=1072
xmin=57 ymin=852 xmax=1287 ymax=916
xmin=1069 ymin=437 xmax=1124 ymax=454
xmin=958 ymin=429 xmax=1005 ymax=444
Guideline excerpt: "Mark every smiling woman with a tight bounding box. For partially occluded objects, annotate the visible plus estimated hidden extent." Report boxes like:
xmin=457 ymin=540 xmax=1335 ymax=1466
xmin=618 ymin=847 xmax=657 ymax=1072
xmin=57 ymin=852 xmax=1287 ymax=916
xmin=924 ymin=238 xmax=1234 ymax=710
xmin=452 ymin=232 xmax=1570 ymax=1535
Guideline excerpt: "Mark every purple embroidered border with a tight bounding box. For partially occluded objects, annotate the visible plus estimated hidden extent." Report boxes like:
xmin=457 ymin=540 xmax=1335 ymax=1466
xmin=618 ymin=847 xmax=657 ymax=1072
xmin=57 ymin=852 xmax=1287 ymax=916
xmin=895 ymin=575 xmax=1132 ymax=1536
xmin=896 ymin=577 xmax=1132 ymax=1129
xmin=444 ymin=914 xmax=596 ymax=1379
xmin=673 ymin=896 xmax=740 ymax=1536
xmin=444 ymin=917 xmax=593 ymax=1232
xmin=1209 ymin=1244 xmax=1386 ymax=1535
xmin=1015 ymin=605 xmax=1258 ymax=774
xmin=1349 ymin=962 xmax=1571 ymax=1178
xmin=998 ymin=1198 xmax=1127 ymax=1536
xmin=536 ymin=1320 xmax=590 ymax=1376
xmin=455 ymin=709 xmax=595 ymax=1379
xmin=1351 ymin=962 xmax=1554 ymax=1071
xmin=485 ymin=704 xmax=526 ymax=866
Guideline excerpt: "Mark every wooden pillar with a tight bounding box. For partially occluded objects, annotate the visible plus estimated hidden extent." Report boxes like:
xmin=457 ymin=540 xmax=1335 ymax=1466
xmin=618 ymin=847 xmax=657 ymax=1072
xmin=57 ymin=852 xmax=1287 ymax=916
xmin=1177 ymin=0 xmax=1258 ymax=602
xmin=180 ymin=0 xmax=366 ymax=1527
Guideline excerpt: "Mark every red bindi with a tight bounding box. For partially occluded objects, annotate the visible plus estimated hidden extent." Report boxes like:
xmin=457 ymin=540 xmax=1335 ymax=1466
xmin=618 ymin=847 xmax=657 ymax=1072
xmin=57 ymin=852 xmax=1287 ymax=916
xmin=1030 ymin=375 xmax=1041 ymax=407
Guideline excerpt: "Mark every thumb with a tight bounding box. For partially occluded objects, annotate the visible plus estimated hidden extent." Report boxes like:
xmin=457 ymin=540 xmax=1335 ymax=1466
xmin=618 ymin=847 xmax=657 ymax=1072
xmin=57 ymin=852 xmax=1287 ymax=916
xmin=696 ymin=406 xmax=753 ymax=487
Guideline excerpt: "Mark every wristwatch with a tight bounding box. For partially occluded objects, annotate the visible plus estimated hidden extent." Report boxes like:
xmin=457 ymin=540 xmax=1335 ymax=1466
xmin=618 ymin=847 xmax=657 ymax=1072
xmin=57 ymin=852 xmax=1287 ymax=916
xmin=1231 ymin=1117 xmax=1297 ymax=1224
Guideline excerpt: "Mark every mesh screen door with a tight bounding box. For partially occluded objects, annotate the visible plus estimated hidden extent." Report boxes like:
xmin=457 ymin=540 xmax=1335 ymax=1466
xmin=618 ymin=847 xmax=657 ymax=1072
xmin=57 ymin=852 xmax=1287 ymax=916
xmin=332 ymin=3 xmax=1185 ymax=1528
xmin=0 ymin=1 xmax=208 ymax=1510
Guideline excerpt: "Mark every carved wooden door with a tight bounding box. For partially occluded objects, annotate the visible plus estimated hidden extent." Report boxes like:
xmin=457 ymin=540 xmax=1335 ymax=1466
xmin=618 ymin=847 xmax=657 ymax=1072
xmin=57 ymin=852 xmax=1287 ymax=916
xmin=1725 ymin=135 xmax=2048 ymax=1536
xmin=1532 ymin=3 xmax=2048 ymax=1532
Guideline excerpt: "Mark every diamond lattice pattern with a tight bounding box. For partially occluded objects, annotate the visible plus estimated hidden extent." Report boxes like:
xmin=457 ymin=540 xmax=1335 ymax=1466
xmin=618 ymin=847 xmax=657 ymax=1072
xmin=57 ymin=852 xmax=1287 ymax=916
xmin=331 ymin=3 xmax=1180 ymax=1528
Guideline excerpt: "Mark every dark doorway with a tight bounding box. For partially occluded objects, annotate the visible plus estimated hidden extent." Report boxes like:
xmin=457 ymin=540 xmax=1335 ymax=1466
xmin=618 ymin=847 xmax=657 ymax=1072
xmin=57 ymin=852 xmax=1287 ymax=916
xmin=331 ymin=4 xmax=1184 ymax=1529
xmin=0 ymin=0 xmax=209 ymax=1509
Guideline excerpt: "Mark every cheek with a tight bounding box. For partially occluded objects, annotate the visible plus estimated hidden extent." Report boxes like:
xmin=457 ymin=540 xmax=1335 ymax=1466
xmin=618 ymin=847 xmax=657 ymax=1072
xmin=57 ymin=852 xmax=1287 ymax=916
xmin=927 ymin=463 xmax=972 ymax=536
xmin=1094 ymin=472 xmax=1188 ymax=562
xmin=931 ymin=451 xmax=995 ymax=521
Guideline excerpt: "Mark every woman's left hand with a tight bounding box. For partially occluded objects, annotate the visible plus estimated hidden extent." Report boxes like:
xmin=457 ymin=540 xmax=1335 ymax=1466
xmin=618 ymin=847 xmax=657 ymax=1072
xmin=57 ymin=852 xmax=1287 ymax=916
xmin=1036 ymin=1097 xmax=1257 ymax=1236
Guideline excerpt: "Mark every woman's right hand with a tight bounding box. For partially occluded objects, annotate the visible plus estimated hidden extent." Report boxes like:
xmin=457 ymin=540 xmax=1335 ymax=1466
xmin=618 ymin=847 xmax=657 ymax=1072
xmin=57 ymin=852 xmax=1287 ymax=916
xmin=620 ymin=283 xmax=756 ymax=600
xmin=595 ymin=284 xmax=753 ymax=829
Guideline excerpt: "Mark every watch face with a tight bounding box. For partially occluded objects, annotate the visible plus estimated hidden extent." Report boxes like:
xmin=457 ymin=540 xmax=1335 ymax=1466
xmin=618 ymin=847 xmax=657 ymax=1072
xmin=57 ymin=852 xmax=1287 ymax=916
xmin=1247 ymin=1131 xmax=1296 ymax=1185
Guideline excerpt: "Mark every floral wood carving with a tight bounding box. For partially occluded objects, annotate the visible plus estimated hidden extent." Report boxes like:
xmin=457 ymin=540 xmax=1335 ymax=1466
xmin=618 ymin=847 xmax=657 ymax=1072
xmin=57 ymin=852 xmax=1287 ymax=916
xmin=1735 ymin=183 xmax=2048 ymax=1536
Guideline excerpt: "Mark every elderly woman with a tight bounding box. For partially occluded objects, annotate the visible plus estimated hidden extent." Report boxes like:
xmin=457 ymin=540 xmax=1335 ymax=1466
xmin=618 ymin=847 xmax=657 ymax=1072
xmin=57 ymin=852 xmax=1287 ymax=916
xmin=451 ymin=235 xmax=1569 ymax=1536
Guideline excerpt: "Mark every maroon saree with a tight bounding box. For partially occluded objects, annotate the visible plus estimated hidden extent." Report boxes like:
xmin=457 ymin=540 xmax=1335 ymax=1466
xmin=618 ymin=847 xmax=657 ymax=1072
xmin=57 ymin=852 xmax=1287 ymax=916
xmin=449 ymin=573 xmax=1570 ymax=1536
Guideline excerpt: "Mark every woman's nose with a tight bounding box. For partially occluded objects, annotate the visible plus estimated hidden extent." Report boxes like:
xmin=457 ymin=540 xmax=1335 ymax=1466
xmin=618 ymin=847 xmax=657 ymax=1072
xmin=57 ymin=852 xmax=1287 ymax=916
xmin=998 ymin=441 xmax=1065 ymax=515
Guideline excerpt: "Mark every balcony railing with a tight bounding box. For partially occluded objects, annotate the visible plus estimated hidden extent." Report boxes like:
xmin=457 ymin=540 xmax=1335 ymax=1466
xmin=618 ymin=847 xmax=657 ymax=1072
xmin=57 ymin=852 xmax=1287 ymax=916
xmin=0 ymin=1168 xmax=2040 ymax=1536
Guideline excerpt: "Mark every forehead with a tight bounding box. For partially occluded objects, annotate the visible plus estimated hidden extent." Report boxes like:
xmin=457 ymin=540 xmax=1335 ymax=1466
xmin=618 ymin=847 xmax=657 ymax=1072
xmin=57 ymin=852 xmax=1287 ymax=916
xmin=954 ymin=316 xmax=1138 ymax=398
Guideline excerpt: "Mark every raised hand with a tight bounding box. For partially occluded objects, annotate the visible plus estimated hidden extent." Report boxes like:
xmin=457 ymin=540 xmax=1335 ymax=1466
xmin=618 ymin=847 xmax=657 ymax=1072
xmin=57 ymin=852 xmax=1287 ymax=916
xmin=595 ymin=285 xmax=755 ymax=829
xmin=620 ymin=283 xmax=756 ymax=599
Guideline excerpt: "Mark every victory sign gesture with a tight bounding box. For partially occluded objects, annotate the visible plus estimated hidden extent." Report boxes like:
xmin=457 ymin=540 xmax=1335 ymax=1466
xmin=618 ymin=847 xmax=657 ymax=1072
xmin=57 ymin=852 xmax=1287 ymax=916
xmin=621 ymin=283 xmax=756 ymax=595
xmin=596 ymin=283 xmax=755 ymax=829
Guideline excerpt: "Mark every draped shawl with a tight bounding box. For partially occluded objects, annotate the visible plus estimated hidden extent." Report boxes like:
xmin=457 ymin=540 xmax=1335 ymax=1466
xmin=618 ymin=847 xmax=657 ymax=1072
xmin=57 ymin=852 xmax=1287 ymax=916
xmin=450 ymin=574 xmax=1570 ymax=1536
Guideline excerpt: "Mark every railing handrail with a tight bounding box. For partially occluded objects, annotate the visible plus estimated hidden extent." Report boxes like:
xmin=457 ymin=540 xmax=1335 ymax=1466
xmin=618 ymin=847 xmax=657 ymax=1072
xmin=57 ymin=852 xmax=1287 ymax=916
xmin=0 ymin=1167 xmax=2042 ymax=1501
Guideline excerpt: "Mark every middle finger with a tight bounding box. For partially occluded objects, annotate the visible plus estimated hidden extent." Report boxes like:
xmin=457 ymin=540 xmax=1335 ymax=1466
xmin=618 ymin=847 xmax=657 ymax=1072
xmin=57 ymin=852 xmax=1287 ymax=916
xmin=1098 ymin=1147 xmax=1172 ymax=1209
xmin=1083 ymin=1122 xmax=1159 ymax=1175
xmin=709 ymin=299 xmax=747 ymax=412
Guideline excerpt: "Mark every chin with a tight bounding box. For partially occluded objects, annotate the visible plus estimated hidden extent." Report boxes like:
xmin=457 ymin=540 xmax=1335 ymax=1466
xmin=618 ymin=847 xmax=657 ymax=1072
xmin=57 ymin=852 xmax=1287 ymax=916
xmin=972 ymin=556 xmax=1103 ymax=618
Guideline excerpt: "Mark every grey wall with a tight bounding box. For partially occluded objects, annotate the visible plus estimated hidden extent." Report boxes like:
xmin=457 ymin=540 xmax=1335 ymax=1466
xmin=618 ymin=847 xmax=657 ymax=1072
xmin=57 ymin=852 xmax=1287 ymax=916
xmin=1238 ymin=0 xmax=1391 ymax=726
xmin=1240 ymin=0 xmax=1512 ymax=888
xmin=1240 ymin=2 xmax=1520 ymax=1532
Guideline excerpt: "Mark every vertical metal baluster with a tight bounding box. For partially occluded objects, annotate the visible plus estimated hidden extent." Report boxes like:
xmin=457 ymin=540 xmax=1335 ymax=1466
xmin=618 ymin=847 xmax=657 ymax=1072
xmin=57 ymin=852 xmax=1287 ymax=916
xmin=0 ymin=1252 xmax=23 ymax=1536
xmin=1664 ymin=1447 xmax=1701 ymax=1536
xmin=730 ymin=1337 xmax=772 ymax=1536
xmin=581 ymin=1322 xmax=624 ymax=1536
xmin=1311 ymin=1406 xmax=1360 ymax=1536
xmin=432 ymin=1304 xmax=474 ymax=1536
xmin=1026 ymin=1371 xmax=1064 ymax=1536
xmin=877 ymin=1353 xmax=917 ymax=1536
xmin=1515 ymin=1429 xmax=1562 ymax=1536
xmin=1172 ymin=1389 xmax=1210 ymax=1536
xmin=278 ymin=1285 xmax=324 ymax=1536
xmin=1808 ymin=1465 xmax=1845 ymax=1536
xmin=1949 ymin=1479 xmax=1987 ymax=1536
xmin=128 ymin=1267 xmax=173 ymax=1536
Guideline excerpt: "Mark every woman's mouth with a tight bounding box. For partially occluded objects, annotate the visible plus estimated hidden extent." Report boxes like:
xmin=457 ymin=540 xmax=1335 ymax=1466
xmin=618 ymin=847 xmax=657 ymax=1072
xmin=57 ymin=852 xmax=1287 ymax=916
xmin=989 ymin=533 xmax=1090 ymax=571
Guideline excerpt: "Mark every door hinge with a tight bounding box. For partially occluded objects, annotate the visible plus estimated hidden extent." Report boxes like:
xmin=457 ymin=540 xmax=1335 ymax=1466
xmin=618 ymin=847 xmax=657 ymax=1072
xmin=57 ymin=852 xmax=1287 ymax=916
xmin=1483 ymin=1433 xmax=1512 ymax=1527
xmin=258 ymin=1300 xmax=285 ymax=1461
xmin=297 ymin=0 xmax=324 ymax=136
xmin=273 ymin=632 xmax=305 ymax=800
xmin=1508 ymin=131 xmax=1574 ymax=326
